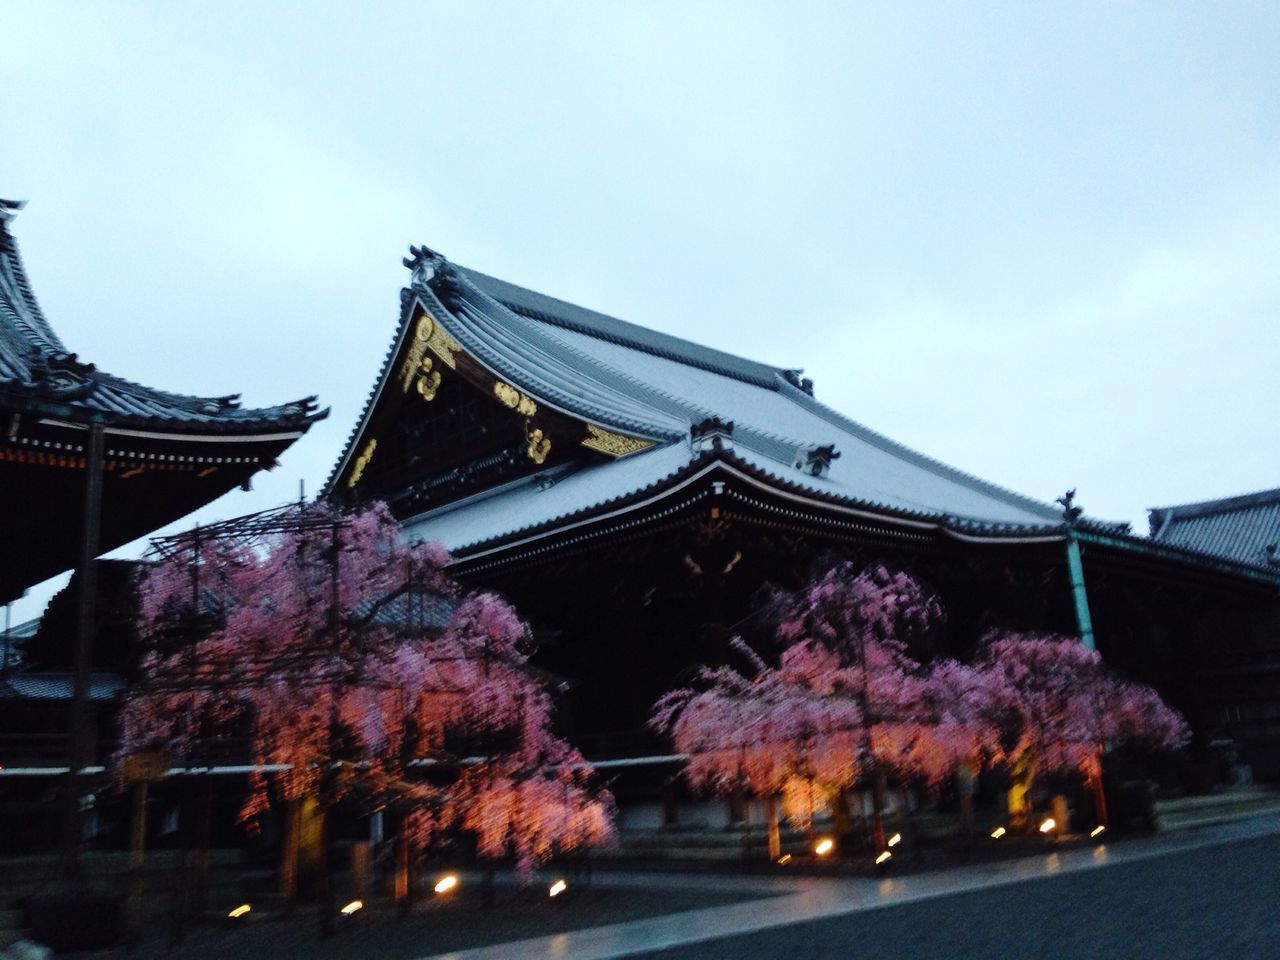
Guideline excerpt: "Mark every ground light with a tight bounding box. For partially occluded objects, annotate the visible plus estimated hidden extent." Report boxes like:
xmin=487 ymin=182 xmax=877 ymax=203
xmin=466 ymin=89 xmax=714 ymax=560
xmin=340 ymin=900 xmax=363 ymax=916
xmin=874 ymin=851 xmax=892 ymax=865
xmin=990 ymin=827 xmax=1006 ymax=839
xmin=548 ymin=879 xmax=568 ymax=898
xmin=434 ymin=874 xmax=459 ymax=894
xmin=813 ymin=837 xmax=835 ymax=856
xmin=1039 ymin=818 xmax=1057 ymax=834
xmin=887 ymin=832 xmax=902 ymax=847
xmin=227 ymin=904 xmax=251 ymax=919
xmin=1090 ymin=826 xmax=1106 ymax=838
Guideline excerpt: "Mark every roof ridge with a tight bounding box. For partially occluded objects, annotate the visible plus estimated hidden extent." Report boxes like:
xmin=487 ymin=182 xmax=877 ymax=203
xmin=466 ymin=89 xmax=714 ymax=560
xmin=1150 ymin=487 xmax=1280 ymax=521
xmin=440 ymin=281 xmax=686 ymax=439
xmin=456 ymin=274 xmax=835 ymax=453
xmin=457 ymin=266 xmax=787 ymax=388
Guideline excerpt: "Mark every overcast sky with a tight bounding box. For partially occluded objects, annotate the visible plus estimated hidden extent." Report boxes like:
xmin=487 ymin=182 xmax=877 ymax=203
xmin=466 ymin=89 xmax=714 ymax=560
xmin=3 ymin=1 xmax=1278 ymax=622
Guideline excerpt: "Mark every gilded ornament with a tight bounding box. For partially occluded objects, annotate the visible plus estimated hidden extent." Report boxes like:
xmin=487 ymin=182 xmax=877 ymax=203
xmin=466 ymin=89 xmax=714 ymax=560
xmin=415 ymin=357 xmax=442 ymax=401
xmin=348 ymin=438 xmax=377 ymax=488
xmin=581 ymin=424 xmax=656 ymax=458
xmin=493 ymin=381 xmax=538 ymax=417
xmin=526 ymin=428 xmax=551 ymax=464
xmin=400 ymin=310 xmax=460 ymax=392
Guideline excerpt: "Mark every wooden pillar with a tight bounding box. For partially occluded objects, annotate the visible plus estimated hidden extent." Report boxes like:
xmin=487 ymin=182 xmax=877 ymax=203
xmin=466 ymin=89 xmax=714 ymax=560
xmin=61 ymin=422 xmax=105 ymax=883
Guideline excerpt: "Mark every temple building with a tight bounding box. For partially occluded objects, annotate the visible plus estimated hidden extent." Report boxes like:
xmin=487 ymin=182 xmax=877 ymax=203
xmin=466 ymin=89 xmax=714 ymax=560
xmin=0 ymin=200 xmax=324 ymax=804
xmin=0 ymin=199 xmax=325 ymax=606
xmin=1149 ymin=488 xmax=1280 ymax=774
xmin=327 ymin=244 xmax=1278 ymax=784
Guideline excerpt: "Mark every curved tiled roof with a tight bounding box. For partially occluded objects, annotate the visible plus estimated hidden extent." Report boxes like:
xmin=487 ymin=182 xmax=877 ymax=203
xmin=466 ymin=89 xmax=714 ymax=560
xmin=0 ymin=200 xmax=325 ymax=434
xmin=1149 ymin=488 xmax=1280 ymax=570
xmin=338 ymin=244 xmax=1084 ymax=554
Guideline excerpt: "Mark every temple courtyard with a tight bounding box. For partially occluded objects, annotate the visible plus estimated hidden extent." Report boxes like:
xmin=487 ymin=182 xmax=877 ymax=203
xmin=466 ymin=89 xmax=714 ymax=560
xmin=44 ymin=813 xmax=1272 ymax=960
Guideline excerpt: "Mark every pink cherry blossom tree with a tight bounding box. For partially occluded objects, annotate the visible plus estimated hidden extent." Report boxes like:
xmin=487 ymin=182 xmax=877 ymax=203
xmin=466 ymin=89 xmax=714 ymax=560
xmin=118 ymin=501 xmax=613 ymax=894
xmin=653 ymin=562 xmax=1189 ymax=850
xmin=967 ymin=631 xmax=1188 ymax=828
xmin=652 ymin=563 xmax=957 ymax=848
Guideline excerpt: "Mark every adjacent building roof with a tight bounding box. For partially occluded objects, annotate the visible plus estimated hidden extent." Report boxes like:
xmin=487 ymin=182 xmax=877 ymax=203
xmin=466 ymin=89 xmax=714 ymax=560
xmin=0 ymin=199 xmax=329 ymax=602
xmin=1149 ymin=488 xmax=1280 ymax=569
xmin=0 ymin=199 xmax=324 ymax=433
xmin=0 ymin=672 xmax=123 ymax=702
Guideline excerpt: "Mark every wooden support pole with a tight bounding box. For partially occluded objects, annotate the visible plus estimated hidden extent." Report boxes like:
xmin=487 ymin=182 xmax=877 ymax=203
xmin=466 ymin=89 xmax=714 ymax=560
xmin=127 ymin=781 xmax=148 ymax=938
xmin=60 ymin=422 xmax=104 ymax=883
xmin=192 ymin=777 xmax=212 ymax=918
xmin=168 ymin=782 xmax=192 ymax=947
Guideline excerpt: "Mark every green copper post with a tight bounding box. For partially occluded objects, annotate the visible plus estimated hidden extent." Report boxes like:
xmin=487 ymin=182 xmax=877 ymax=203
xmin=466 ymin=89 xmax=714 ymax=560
xmin=1065 ymin=531 xmax=1096 ymax=650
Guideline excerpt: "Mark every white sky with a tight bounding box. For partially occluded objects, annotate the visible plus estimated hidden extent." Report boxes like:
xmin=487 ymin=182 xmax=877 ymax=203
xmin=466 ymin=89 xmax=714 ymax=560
xmin=3 ymin=1 xmax=1278 ymax=623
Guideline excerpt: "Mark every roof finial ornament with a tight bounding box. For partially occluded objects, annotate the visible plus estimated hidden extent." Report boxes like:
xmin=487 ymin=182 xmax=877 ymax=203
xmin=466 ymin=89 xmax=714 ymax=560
xmin=403 ymin=244 xmax=449 ymax=288
xmin=795 ymin=443 xmax=840 ymax=477
xmin=0 ymin=200 xmax=24 ymax=251
xmin=1056 ymin=488 xmax=1083 ymax=526
xmin=691 ymin=417 xmax=734 ymax=453
xmin=781 ymin=369 xmax=814 ymax=396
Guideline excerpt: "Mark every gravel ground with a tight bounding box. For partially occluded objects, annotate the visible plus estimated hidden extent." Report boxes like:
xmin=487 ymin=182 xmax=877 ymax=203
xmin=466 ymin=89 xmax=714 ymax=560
xmin=630 ymin=834 xmax=1280 ymax=960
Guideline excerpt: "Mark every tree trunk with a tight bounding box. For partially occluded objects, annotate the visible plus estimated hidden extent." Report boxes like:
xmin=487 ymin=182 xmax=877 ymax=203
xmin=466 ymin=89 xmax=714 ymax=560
xmin=956 ymin=760 xmax=978 ymax=837
xmin=126 ymin=781 xmax=148 ymax=941
xmin=192 ymin=778 xmax=212 ymax=918
xmin=280 ymin=798 xmax=300 ymax=914
xmin=167 ymin=783 xmax=192 ymax=947
xmin=317 ymin=801 xmax=333 ymax=938
xmin=869 ymin=767 xmax=887 ymax=851
xmin=1007 ymin=755 xmax=1036 ymax=831
xmin=766 ymin=795 xmax=781 ymax=861
xmin=395 ymin=828 xmax=410 ymax=913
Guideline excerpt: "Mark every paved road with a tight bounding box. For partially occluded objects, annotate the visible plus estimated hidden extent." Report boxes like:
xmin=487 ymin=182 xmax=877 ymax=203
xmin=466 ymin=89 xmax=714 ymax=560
xmin=629 ymin=833 xmax=1280 ymax=960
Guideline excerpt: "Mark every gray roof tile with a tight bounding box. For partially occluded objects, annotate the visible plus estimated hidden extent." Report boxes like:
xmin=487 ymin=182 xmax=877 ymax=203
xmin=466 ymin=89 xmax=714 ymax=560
xmin=0 ymin=671 xmax=123 ymax=701
xmin=0 ymin=200 xmax=325 ymax=434
xmin=1149 ymin=488 xmax=1280 ymax=569
xmin=353 ymin=246 xmax=1072 ymax=556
